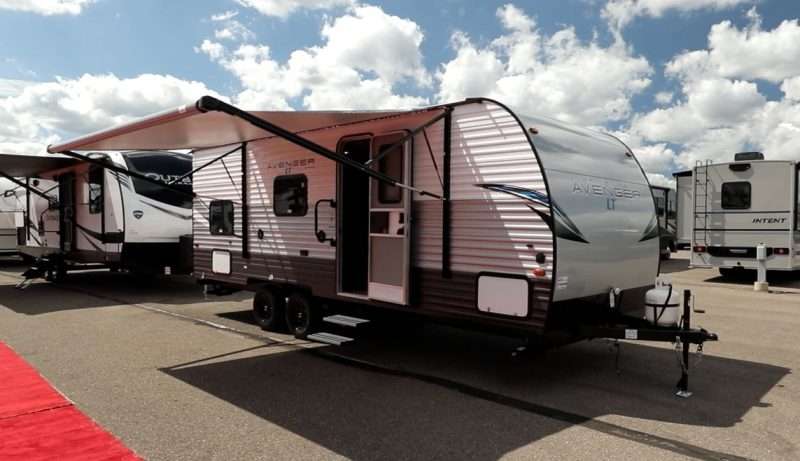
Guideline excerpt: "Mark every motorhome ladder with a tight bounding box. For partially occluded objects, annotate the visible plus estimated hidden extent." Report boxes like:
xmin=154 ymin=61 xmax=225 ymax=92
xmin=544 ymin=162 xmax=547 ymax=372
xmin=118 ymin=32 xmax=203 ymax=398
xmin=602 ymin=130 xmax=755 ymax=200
xmin=692 ymin=160 xmax=712 ymax=248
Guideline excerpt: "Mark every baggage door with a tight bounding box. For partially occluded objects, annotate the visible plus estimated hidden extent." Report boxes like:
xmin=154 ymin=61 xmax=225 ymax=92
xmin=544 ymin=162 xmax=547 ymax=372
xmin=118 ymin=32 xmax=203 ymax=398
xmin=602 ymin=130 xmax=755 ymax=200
xmin=367 ymin=133 xmax=411 ymax=305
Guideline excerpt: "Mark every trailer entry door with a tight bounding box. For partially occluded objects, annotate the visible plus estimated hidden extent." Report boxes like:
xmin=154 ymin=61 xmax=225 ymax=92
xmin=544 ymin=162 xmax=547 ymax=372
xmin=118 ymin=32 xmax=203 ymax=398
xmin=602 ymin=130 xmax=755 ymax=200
xmin=367 ymin=133 xmax=412 ymax=305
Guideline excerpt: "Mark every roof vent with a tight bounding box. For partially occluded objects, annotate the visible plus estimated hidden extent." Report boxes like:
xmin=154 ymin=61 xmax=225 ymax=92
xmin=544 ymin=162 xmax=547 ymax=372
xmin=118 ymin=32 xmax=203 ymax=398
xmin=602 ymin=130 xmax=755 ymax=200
xmin=734 ymin=151 xmax=764 ymax=161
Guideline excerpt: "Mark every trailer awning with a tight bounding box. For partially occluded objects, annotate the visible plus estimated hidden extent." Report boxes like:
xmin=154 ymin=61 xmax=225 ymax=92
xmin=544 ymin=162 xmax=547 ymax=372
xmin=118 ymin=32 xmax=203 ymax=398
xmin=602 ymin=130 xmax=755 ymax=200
xmin=47 ymin=102 xmax=412 ymax=152
xmin=0 ymin=153 xmax=80 ymax=177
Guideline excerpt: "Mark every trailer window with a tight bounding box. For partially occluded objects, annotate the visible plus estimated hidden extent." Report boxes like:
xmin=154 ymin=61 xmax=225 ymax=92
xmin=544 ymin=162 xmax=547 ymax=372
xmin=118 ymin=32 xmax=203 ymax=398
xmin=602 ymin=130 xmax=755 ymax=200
xmin=209 ymin=200 xmax=234 ymax=235
xmin=274 ymin=175 xmax=308 ymax=217
xmin=377 ymin=143 xmax=403 ymax=204
xmin=88 ymin=166 xmax=103 ymax=214
xmin=721 ymin=182 xmax=751 ymax=209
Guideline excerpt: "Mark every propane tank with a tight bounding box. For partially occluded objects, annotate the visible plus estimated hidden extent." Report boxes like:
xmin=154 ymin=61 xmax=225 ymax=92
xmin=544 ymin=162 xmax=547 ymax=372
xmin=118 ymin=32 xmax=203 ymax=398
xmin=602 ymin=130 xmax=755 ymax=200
xmin=644 ymin=279 xmax=682 ymax=326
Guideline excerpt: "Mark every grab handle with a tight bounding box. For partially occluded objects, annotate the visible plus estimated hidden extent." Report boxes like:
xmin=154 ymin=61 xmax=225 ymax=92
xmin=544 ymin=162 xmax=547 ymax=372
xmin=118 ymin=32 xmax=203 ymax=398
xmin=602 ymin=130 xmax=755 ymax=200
xmin=314 ymin=199 xmax=336 ymax=246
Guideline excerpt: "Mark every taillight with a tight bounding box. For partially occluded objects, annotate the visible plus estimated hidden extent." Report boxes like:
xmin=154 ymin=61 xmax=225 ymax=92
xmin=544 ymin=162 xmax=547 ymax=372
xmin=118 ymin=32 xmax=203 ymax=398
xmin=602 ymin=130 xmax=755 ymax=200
xmin=774 ymin=247 xmax=790 ymax=255
xmin=532 ymin=268 xmax=546 ymax=277
xmin=693 ymin=245 xmax=706 ymax=253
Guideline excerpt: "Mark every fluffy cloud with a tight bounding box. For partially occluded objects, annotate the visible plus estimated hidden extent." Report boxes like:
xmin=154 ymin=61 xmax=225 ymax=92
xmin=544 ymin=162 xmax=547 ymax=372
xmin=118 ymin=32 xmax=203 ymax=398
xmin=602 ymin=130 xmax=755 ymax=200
xmin=0 ymin=74 xmax=223 ymax=155
xmin=235 ymin=0 xmax=352 ymax=19
xmin=628 ymin=10 xmax=800 ymax=171
xmin=603 ymin=0 xmax=752 ymax=30
xmin=200 ymin=5 xmax=429 ymax=110
xmin=210 ymin=10 xmax=255 ymax=42
xmin=0 ymin=0 xmax=94 ymax=15
xmin=437 ymin=4 xmax=652 ymax=125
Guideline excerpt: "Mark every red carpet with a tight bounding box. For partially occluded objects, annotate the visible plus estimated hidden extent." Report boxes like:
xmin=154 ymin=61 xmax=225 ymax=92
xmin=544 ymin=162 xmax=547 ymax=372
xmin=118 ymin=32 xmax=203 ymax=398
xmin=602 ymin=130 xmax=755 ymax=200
xmin=0 ymin=342 xmax=140 ymax=460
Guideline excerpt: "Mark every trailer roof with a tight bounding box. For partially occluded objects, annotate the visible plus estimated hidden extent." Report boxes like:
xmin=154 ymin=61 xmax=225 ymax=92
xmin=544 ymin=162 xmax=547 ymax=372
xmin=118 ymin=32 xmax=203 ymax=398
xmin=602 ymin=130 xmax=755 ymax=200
xmin=47 ymin=101 xmax=416 ymax=153
xmin=0 ymin=152 xmax=80 ymax=177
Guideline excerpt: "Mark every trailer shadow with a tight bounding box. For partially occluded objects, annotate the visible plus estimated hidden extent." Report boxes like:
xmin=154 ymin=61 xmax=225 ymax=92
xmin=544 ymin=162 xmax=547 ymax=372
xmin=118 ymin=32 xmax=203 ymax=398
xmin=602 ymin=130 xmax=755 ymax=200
xmin=163 ymin=321 xmax=787 ymax=460
xmin=0 ymin=271 xmax=229 ymax=315
xmin=658 ymin=257 xmax=689 ymax=274
xmin=705 ymin=270 xmax=800 ymax=289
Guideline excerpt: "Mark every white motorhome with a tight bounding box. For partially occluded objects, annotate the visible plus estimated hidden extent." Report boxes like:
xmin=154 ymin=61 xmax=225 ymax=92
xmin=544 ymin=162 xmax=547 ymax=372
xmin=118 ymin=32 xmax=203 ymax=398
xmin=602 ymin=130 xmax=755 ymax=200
xmin=674 ymin=170 xmax=693 ymax=249
xmin=49 ymin=96 xmax=718 ymax=394
xmin=650 ymin=185 xmax=677 ymax=258
xmin=0 ymin=151 xmax=193 ymax=282
xmin=0 ymin=178 xmax=25 ymax=255
xmin=688 ymin=152 xmax=800 ymax=275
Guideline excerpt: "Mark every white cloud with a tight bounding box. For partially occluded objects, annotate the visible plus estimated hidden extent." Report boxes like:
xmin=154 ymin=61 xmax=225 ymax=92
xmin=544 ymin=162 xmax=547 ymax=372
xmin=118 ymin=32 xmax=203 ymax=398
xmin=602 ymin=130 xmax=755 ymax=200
xmin=626 ymin=9 xmax=800 ymax=172
xmin=0 ymin=0 xmax=94 ymax=15
xmin=603 ymin=0 xmax=752 ymax=30
xmin=0 ymin=73 xmax=223 ymax=155
xmin=235 ymin=0 xmax=352 ymax=19
xmin=436 ymin=4 xmax=652 ymax=125
xmin=210 ymin=10 xmax=255 ymax=42
xmin=654 ymin=91 xmax=673 ymax=105
xmin=200 ymin=5 xmax=429 ymax=110
xmin=667 ymin=9 xmax=800 ymax=83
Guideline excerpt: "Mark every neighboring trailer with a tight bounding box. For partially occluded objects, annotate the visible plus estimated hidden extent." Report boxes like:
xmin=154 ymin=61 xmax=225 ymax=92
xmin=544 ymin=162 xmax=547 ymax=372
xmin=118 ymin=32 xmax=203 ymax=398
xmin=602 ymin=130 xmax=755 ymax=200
xmin=0 ymin=178 xmax=24 ymax=255
xmin=48 ymin=97 xmax=718 ymax=395
xmin=0 ymin=151 xmax=193 ymax=282
xmin=650 ymin=185 xmax=677 ymax=258
xmin=674 ymin=170 xmax=693 ymax=249
xmin=690 ymin=154 xmax=800 ymax=273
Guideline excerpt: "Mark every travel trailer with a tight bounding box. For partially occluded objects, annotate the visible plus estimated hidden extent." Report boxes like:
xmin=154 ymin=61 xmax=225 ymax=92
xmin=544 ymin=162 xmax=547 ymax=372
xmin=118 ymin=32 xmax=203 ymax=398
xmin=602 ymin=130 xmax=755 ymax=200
xmin=688 ymin=152 xmax=800 ymax=276
xmin=0 ymin=151 xmax=193 ymax=283
xmin=0 ymin=178 xmax=25 ymax=255
xmin=49 ymin=96 xmax=717 ymax=395
xmin=674 ymin=170 xmax=692 ymax=249
xmin=650 ymin=185 xmax=677 ymax=259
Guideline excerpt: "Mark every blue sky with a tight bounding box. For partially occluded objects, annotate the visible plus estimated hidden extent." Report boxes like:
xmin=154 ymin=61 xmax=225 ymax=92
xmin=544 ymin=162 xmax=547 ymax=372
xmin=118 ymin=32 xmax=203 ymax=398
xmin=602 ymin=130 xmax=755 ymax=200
xmin=1 ymin=0 xmax=800 ymax=184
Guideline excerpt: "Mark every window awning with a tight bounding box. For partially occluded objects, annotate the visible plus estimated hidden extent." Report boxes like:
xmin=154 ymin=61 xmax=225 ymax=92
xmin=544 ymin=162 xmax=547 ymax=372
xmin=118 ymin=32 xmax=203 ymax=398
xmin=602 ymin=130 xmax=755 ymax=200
xmin=47 ymin=102 xmax=412 ymax=153
xmin=0 ymin=153 xmax=80 ymax=177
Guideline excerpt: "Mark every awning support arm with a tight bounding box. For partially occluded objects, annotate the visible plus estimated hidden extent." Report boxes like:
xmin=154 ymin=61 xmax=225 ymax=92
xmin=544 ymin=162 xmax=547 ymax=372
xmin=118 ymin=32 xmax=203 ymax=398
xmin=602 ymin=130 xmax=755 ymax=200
xmin=57 ymin=150 xmax=195 ymax=198
xmin=0 ymin=171 xmax=55 ymax=203
xmin=422 ymin=128 xmax=444 ymax=190
xmin=363 ymin=110 xmax=450 ymax=168
xmin=168 ymin=144 xmax=242 ymax=186
xmin=195 ymin=96 xmax=445 ymax=201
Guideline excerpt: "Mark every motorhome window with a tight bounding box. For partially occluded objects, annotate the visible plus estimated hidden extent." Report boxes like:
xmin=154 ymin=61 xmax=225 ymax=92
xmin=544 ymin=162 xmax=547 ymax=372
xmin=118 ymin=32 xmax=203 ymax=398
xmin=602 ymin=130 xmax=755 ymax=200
xmin=88 ymin=166 xmax=103 ymax=214
xmin=377 ymin=143 xmax=403 ymax=204
xmin=209 ymin=200 xmax=234 ymax=235
xmin=123 ymin=152 xmax=192 ymax=209
xmin=721 ymin=182 xmax=751 ymax=209
xmin=274 ymin=175 xmax=308 ymax=217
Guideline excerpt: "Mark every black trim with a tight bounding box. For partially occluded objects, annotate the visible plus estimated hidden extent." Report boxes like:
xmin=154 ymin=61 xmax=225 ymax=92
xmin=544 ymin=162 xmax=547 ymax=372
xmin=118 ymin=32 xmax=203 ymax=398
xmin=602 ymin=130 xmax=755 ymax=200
xmin=673 ymin=170 xmax=692 ymax=177
xmin=475 ymin=272 xmax=532 ymax=319
xmin=442 ymin=111 xmax=452 ymax=279
xmin=699 ymin=210 xmax=791 ymax=214
xmin=25 ymin=177 xmax=30 ymax=241
xmin=707 ymin=246 xmax=774 ymax=258
xmin=241 ymin=142 xmax=249 ymax=259
xmin=450 ymin=98 xmax=558 ymax=313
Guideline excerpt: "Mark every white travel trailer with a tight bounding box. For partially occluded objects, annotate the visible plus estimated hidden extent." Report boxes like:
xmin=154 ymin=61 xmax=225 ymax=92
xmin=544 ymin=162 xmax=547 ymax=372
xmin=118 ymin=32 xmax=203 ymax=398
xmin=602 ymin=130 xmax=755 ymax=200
xmin=688 ymin=152 xmax=800 ymax=275
xmin=0 ymin=178 xmax=25 ymax=255
xmin=0 ymin=151 xmax=193 ymax=283
xmin=49 ymin=96 xmax=717 ymax=394
xmin=674 ymin=170 xmax=693 ymax=249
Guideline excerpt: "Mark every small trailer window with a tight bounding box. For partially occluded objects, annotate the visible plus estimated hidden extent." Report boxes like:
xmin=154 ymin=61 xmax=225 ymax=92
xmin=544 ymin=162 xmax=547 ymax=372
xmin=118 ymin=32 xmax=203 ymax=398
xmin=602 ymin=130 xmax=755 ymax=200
xmin=721 ymin=182 xmax=751 ymax=209
xmin=274 ymin=174 xmax=308 ymax=217
xmin=209 ymin=200 xmax=234 ymax=235
xmin=377 ymin=143 xmax=403 ymax=204
xmin=88 ymin=166 xmax=103 ymax=214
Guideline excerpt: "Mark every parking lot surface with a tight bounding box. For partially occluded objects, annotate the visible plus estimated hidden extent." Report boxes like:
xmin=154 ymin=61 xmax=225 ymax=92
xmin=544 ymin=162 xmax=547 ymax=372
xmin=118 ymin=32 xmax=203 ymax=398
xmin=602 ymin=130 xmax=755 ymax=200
xmin=0 ymin=252 xmax=798 ymax=460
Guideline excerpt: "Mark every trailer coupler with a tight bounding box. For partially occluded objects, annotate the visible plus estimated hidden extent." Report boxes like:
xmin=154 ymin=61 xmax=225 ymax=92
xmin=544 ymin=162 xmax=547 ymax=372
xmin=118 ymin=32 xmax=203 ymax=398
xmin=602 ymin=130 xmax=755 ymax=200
xmin=579 ymin=290 xmax=718 ymax=398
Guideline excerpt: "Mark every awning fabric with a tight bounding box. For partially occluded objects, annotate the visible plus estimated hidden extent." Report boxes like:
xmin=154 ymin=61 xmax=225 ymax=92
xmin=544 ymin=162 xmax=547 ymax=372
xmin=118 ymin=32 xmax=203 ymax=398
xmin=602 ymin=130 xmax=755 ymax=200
xmin=47 ymin=101 xmax=415 ymax=153
xmin=0 ymin=153 xmax=80 ymax=177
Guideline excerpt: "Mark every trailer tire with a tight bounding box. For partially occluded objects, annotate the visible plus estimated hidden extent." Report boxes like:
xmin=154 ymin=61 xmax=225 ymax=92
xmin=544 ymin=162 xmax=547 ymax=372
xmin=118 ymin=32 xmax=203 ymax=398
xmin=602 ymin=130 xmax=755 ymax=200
xmin=253 ymin=289 xmax=285 ymax=332
xmin=285 ymin=292 xmax=317 ymax=339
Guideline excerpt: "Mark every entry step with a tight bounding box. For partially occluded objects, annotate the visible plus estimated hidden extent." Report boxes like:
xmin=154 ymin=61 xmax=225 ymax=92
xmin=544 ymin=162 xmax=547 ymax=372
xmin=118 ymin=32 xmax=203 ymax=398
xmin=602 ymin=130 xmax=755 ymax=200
xmin=307 ymin=332 xmax=354 ymax=346
xmin=323 ymin=314 xmax=370 ymax=328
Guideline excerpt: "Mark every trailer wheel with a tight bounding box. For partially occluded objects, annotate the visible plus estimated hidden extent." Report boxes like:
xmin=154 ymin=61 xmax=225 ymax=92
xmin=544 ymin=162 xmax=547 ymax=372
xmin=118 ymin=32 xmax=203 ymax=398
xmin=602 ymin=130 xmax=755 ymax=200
xmin=285 ymin=292 xmax=317 ymax=339
xmin=252 ymin=289 xmax=285 ymax=332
